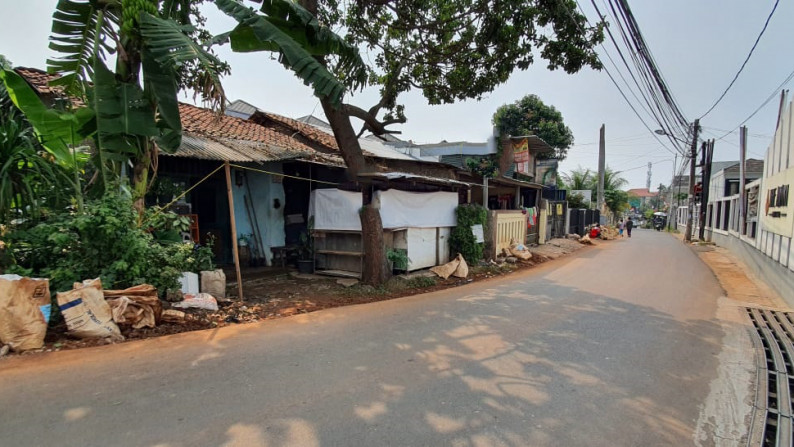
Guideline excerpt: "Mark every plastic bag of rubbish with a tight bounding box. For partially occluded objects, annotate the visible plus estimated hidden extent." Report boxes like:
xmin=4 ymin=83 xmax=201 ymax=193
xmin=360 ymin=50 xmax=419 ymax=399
xmin=0 ymin=274 xmax=51 ymax=351
xmin=171 ymin=293 xmax=218 ymax=311
xmin=57 ymin=279 xmax=123 ymax=341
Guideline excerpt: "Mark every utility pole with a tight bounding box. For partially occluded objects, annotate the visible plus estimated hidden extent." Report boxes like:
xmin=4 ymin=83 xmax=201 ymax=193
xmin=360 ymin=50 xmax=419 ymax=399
xmin=739 ymin=127 xmax=747 ymax=234
xmin=684 ymin=119 xmax=700 ymax=242
xmin=597 ymin=124 xmax=605 ymax=213
xmin=698 ymin=140 xmax=714 ymax=241
xmin=646 ymin=162 xmax=652 ymax=190
xmin=667 ymin=153 xmax=676 ymax=231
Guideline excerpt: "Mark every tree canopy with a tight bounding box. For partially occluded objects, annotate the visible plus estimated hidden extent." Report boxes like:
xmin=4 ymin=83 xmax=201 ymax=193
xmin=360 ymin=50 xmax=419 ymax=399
xmin=493 ymin=94 xmax=575 ymax=160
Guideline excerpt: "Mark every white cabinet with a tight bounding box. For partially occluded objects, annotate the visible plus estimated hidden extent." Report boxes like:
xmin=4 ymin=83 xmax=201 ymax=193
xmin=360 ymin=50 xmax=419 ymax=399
xmin=393 ymin=227 xmax=453 ymax=271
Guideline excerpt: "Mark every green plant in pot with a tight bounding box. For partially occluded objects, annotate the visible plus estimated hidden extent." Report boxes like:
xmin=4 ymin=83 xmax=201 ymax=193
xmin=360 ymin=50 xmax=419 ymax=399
xmin=387 ymin=248 xmax=410 ymax=273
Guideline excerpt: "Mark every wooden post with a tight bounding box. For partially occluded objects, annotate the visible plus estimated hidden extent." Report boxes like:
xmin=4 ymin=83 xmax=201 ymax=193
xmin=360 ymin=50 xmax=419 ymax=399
xmin=225 ymin=161 xmax=244 ymax=301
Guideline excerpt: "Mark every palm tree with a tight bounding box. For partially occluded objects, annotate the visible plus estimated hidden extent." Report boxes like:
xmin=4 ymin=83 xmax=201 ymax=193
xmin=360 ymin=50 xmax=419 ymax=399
xmin=561 ymin=167 xmax=594 ymax=190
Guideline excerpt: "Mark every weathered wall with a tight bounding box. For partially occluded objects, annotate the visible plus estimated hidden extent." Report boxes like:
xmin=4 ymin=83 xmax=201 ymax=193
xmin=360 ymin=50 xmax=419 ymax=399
xmin=231 ymin=163 xmax=286 ymax=266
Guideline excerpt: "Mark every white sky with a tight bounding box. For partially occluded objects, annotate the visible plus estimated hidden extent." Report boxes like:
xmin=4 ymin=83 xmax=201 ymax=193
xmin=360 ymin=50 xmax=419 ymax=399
xmin=2 ymin=0 xmax=792 ymax=189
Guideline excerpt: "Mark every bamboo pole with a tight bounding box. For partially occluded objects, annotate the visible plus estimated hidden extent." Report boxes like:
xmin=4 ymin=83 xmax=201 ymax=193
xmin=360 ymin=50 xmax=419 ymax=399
xmin=225 ymin=161 xmax=244 ymax=301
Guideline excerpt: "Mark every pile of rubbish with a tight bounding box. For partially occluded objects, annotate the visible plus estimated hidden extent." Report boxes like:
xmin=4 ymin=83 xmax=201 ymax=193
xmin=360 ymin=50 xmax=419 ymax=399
xmin=492 ymin=239 xmax=533 ymax=264
xmin=599 ymin=226 xmax=620 ymax=240
xmin=0 ymin=269 xmax=227 ymax=354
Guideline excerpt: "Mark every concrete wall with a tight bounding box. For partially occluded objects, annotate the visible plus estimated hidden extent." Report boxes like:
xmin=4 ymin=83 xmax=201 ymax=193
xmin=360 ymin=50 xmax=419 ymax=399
xmin=710 ymin=231 xmax=794 ymax=306
xmin=231 ymin=163 xmax=286 ymax=266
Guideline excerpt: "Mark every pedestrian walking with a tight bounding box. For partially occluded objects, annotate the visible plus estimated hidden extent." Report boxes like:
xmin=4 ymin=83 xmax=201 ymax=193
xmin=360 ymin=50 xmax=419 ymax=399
xmin=626 ymin=218 xmax=633 ymax=238
xmin=618 ymin=219 xmax=625 ymax=238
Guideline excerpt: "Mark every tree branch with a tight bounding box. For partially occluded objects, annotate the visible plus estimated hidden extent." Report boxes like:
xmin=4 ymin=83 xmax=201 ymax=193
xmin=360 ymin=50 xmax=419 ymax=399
xmin=344 ymin=103 xmax=406 ymax=136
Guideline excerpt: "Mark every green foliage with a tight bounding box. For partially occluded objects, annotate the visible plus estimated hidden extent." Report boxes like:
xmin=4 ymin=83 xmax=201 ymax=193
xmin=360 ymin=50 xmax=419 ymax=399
xmin=450 ymin=204 xmax=487 ymax=265
xmin=465 ymin=157 xmax=498 ymax=178
xmin=4 ymin=193 xmax=213 ymax=295
xmin=0 ymin=68 xmax=95 ymax=165
xmin=405 ymin=276 xmax=436 ymax=288
xmin=492 ymin=94 xmax=574 ymax=160
xmin=213 ymin=0 xmax=364 ymax=107
xmin=0 ymin=84 xmax=77 ymax=221
xmin=336 ymin=0 xmax=604 ymax=113
xmin=567 ymin=192 xmax=589 ymax=210
xmin=386 ymin=248 xmax=409 ymax=271
xmin=604 ymin=190 xmax=629 ymax=216
xmin=561 ymin=167 xmax=593 ymax=191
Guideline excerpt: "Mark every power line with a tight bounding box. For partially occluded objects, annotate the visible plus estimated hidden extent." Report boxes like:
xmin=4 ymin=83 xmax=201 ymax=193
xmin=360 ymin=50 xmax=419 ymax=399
xmin=699 ymin=0 xmax=781 ymax=119
xmin=590 ymin=0 xmax=692 ymax=155
xmin=560 ymin=0 xmax=683 ymax=157
xmin=716 ymin=67 xmax=794 ymax=140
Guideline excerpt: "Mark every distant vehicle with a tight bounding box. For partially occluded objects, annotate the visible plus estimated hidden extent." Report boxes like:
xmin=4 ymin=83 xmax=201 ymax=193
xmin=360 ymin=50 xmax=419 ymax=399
xmin=652 ymin=212 xmax=667 ymax=231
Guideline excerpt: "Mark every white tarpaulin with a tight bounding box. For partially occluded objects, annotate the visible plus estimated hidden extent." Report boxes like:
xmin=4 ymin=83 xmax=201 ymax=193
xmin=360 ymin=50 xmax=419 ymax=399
xmin=376 ymin=190 xmax=457 ymax=229
xmin=310 ymin=189 xmax=458 ymax=231
xmin=309 ymin=189 xmax=362 ymax=231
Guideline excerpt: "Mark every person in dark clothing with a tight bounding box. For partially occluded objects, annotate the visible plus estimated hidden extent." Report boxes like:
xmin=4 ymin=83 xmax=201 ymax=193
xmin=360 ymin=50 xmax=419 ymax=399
xmin=626 ymin=218 xmax=634 ymax=238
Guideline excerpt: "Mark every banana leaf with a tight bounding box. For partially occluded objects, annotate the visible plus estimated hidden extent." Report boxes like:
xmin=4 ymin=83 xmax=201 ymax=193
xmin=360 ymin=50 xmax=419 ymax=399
xmin=139 ymin=12 xmax=226 ymax=114
xmin=214 ymin=0 xmax=348 ymax=106
xmin=141 ymin=47 xmax=182 ymax=153
xmin=0 ymin=68 xmax=94 ymax=165
xmin=91 ymin=59 xmax=159 ymax=157
xmin=47 ymin=0 xmax=118 ymax=97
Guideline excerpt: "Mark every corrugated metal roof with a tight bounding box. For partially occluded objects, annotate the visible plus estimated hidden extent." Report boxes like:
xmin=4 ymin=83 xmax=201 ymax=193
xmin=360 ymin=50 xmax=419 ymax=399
xmin=167 ymin=132 xmax=345 ymax=166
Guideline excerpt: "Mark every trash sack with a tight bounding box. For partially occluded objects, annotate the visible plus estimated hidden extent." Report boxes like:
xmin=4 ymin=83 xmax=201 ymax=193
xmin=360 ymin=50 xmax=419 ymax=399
xmin=171 ymin=293 xmax=218 ymax=311
xmin=200 ymin=269 xmax=226 ymax=299
xmin=508 ymin=243 xmax=532 ymax=260
xmin=179 ymin=272 xmax=199 ymax=295
xmin=104 ymin=284 xmax=162 ymax=329
xmin=57 ymin=279 xmax=123 ymax=340
xmin=430 ymin=254 xmax=469 ymax=279
xmin=579 ymin=234 xmax=593 ymax=245
xmin=161 ymin=309 xmax=188 ymax=324
xmin=0 ymin=274 xmax=51 ymax=351
xmin=452 ymin=254 xmax=469 ymax=278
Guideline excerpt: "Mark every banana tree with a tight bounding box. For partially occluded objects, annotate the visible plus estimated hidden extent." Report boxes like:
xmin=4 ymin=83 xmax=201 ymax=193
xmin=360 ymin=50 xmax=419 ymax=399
xmin=41 ymin=0 xmax=228 ymax=212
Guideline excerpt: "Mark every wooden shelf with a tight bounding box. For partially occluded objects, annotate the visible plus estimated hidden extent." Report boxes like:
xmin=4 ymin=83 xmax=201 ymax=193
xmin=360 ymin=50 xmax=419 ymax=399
xmin=315 ymin=249 xmax=364 ymax=257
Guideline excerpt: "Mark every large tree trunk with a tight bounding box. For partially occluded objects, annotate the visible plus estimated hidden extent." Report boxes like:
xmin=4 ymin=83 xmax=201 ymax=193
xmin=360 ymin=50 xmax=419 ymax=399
xmin=319 ymin=99 xmax=388 ymax=286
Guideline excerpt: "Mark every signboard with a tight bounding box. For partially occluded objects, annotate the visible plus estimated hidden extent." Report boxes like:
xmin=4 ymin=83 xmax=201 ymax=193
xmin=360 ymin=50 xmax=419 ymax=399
xmin=471 ymin=224 xmax=484 ymax=243
xmin=512 ymin=138 xmax=530 ymax=174
xmin=556 ymin=203 xmax=564 ymax=215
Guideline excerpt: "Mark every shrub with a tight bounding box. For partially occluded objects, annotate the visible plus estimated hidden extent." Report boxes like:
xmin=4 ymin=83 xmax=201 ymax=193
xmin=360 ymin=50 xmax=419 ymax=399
xmin=4 ymin=193 xmax=212 ymax=295
xmin=449 ymin=204 xmax=488 ymax=265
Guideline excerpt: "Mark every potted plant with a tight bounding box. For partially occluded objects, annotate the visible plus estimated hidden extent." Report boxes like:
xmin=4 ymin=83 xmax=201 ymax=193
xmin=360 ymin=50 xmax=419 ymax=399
xmin=387 ymin=248 xmax=410 ymax=274
xmin=296 ymin=218 xmax=314 ymax=274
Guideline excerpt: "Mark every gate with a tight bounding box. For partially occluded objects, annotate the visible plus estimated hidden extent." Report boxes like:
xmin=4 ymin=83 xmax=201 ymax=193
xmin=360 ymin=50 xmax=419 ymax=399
xmin=547 ymin=201 xmax=567 ymax=239
xmin=568 ymin=208 xmax=601 ymax=236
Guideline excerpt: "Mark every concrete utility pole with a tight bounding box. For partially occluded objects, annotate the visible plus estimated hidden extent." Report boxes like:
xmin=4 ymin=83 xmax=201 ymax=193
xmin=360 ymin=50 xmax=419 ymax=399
xmin=739 ymin=127 xmax=747 ymax=234
xmin=667 ymin=153 xmax=676 ymax=231
xmin=646 ymin=162 xmax=652 ymax=190
xmin=698 ymin=140 xmax=714 ymax=241
xmin=597 ymin=124 xmax=605 ymax=212
xmin=684 ymin=119 xmax=700 ymax=242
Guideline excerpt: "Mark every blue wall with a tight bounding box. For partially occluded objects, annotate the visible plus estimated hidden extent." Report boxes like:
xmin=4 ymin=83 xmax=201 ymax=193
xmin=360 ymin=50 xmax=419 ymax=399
xmin=231 ymin=163 xmax=286 ymax=266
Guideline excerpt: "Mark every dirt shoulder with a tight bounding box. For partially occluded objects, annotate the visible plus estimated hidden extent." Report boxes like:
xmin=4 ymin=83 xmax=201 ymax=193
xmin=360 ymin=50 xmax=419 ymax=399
xmin=687 ymin=239 xmax=787 ymax=310
xmin=7 ymin=238 xmax=592 ymax=357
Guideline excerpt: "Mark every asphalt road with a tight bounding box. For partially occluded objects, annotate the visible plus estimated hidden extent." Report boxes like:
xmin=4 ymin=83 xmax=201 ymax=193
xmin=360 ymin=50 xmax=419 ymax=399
xmin=0 ymin=230 xmax=756 ymax=447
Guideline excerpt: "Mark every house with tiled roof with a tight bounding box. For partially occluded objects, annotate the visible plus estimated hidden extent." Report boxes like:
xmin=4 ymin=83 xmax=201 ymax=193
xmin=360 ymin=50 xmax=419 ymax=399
xmin=13 ymin=68 xmax=471 ymax=273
